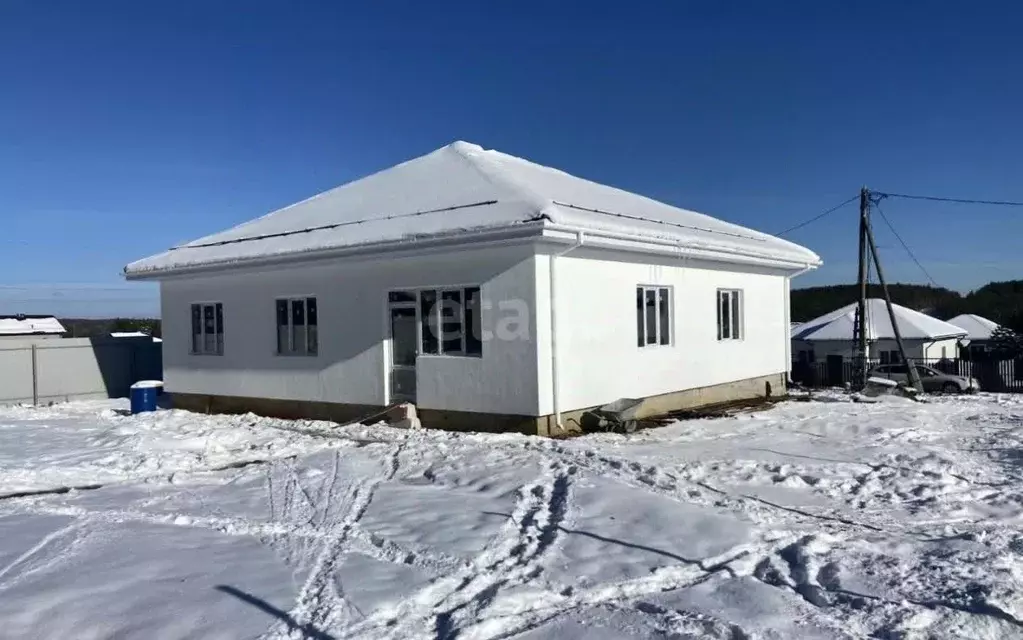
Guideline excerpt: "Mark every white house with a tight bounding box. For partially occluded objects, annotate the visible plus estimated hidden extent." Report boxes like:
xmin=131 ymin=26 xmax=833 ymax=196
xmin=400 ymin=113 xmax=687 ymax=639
xmin=0 ymin=315 xmax=65 ymax=341
xmin=124 ymin=141 xmax=820 ymax=434
xmin=791 ymin=299 xmax=967 ymax=365
xmin=946 ymin=313 xmax=1001 ymax=356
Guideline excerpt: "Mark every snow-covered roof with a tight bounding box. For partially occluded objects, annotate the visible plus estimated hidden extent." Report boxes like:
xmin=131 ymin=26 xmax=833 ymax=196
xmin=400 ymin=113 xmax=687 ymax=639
xmin=791 ymin=299 xmax=967 ymax=342
xmin=125 ymin=141 xmax=820 ymax=278
xmin=946 ymin=314 xmax=1001 ymax=341
xmin=0 ymin=316 xmax=65 ymax=336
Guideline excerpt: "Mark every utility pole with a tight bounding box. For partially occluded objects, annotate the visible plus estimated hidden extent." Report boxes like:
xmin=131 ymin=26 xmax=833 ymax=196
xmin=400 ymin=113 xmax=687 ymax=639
xmin=863 ymin=209 xmax=923 ymax=392
xmin=853 ymin=187 xmax=870 ymax=387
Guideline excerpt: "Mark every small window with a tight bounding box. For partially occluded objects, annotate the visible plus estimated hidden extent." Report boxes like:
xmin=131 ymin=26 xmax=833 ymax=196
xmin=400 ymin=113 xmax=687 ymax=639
xmin=464 ymin=287 xmax=482 ymax=356
xmin=636 ymin=286 xmax=672 ymax=347
xmin=880 ymin=350 xmax=901 ymax=365
xmin=717 ymin=289 xmax=743 ymax=341
xmin=417 ymin=287 xmax=483 ymax=357
xmin=420 ymin=290 xmax=439 ymax=355
xmin=190 ymin=302 xmax=224 ymax=355
xmin=276 ymin=297 xmax=318 ymax=356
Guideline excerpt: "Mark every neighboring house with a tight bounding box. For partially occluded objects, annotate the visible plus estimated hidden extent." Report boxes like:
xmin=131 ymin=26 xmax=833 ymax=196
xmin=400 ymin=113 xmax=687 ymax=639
xmin=791 ymin=299 xmax=966 ymax=365
xmin=110 ymin=331 xmax=163 ymax=343
xmin=124 ymin=141 xmax=820 ymax=434
xmin=946 ymin=314 xmax=1001 ymax=357
xmin=0 ymin=315 xmax=65 ymax=341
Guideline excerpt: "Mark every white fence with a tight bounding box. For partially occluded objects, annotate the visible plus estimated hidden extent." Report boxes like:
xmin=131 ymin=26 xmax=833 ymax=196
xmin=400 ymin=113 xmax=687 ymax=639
xmin=0 ymin=337 xmax=162 ymax=405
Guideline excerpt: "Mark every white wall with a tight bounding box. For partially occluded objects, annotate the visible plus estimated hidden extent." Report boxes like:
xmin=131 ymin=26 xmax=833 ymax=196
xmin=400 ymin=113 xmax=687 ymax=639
xmin=921 ymin=338 xmax=960 ymax=360
xmin=535 ymin=248 xmax=791 ymax=415
xmin=160 ymin=245 xmax=539 ymax=415
xmin=792 ymin=338 xmax=958 ymax=362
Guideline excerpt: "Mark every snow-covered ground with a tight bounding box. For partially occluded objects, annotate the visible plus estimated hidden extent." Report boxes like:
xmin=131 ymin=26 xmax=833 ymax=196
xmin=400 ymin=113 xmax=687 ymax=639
xmin=1 ymin=393 xmax=1023 ymax=639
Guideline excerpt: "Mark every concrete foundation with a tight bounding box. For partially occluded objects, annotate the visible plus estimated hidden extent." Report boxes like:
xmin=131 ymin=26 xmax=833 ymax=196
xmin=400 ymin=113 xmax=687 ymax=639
xmin=169 ymin=372 xmax=786 ymax=436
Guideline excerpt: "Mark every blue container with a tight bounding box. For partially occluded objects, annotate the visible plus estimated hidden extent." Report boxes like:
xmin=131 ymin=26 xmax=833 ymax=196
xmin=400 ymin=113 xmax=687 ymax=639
xmin=130 ymin=380 xmax=163 ymax=414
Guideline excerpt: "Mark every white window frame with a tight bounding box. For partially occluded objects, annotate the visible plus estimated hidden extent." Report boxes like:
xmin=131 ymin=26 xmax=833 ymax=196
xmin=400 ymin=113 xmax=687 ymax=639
xmin=190 ymin=302 xmax=224 ymax=356
xmin=717 ymin=289 xmax=744 ymax=341
xmin=414 ymin=286 xmax=483 ymax=358
xmin=276 ymin=297 xmax=318 ymax=356
xmin=636 ymin=285 xmax=673 ymax=348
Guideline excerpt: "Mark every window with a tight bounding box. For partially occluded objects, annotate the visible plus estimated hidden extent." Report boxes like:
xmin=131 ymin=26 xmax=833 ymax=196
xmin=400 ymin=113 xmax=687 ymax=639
xmin=636 ymin=286 xmax=672 ymax=347
xmin=190 ymin=303 xmax=224 ymax=355
xmin=717 ymin=289 xmax=743 ymax=341
xmin=276 ymin=297 xmax=318 ymax=356
xmin=417 ymin=287 xmax=482 ymax=357
xmin=880 ymin=350 xmax=902 ymax=365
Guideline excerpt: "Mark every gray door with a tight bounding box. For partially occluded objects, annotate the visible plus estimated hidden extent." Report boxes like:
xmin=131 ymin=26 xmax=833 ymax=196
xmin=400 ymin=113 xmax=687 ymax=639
xmin=389 ymin=306 xmax=418 ymax=403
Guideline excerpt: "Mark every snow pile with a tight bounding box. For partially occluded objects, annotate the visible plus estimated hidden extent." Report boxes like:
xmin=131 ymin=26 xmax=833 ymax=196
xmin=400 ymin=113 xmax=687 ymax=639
xmin=1 ymin=394 xmax=1023 ymax=638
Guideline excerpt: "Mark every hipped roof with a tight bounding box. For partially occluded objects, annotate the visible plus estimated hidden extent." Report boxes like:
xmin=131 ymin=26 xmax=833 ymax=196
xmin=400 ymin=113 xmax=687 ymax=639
xmin=125 ymin=141 xmax=820 ymax=278
xmin=791 ymin=299 xmax=967 ymax=342
xmin=946 ymin=313 xmax=1001 ymax=340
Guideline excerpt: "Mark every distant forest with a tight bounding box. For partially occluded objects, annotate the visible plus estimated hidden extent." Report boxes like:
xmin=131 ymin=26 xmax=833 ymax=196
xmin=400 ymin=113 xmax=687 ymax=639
xmin=792 ymin=280 xmax=1023 ymax=333
xmin=62 ymin=318 xmax=162 ymax=338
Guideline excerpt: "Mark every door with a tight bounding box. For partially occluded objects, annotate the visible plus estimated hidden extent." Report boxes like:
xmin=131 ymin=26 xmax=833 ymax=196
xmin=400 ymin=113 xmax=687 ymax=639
xmin=826 ymin=355 xmax=844 ymax=386
xmin=389 ymin=305 xmax=418 ymax=403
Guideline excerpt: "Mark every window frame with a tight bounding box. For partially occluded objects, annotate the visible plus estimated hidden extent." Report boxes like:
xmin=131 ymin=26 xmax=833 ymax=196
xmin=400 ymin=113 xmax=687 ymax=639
xmin=390 ymin=286 xmax=483 ymax=359
xmin=190 ymin=302 xmax=224 ymax=356
xmin=275 ymin=296 xmax=318 ymax=356
xmin=636 ymin=285 xmax=673 ymax=348
xmin=716 ymin=289 xmax=744 ymax=341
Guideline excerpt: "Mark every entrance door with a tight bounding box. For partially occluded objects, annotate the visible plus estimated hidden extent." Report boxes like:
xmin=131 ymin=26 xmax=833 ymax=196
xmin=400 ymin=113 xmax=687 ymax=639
xmin=826 ymin=354 xmax=845 ymax=386
xmin=389 ymin=305 xmax=418 ymax=403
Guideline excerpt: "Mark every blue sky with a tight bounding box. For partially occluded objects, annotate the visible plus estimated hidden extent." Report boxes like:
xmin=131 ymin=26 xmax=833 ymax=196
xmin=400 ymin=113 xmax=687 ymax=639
xmin=2 ymin=1 xmax=1022 ymax=317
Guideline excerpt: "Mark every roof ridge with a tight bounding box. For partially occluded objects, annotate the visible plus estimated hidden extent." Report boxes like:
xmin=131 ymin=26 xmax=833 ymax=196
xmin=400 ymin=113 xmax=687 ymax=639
xmin=448 ymin=142 xmax=554 ymax=217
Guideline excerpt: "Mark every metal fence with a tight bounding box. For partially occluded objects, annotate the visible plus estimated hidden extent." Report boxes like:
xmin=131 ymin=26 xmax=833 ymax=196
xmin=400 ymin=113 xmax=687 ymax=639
xmin=791 ymin=357 xmax=1023 ymax=392
xmin=0 ymin=337 xmax=162 ymax=405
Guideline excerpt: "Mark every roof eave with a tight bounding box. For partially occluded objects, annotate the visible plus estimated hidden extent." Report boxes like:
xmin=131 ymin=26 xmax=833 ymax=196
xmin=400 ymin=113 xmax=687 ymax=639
xmin=123 ymin=221 xmax=548 ymax=281
xmin=540 ymin=224 xmax=821 ymax=272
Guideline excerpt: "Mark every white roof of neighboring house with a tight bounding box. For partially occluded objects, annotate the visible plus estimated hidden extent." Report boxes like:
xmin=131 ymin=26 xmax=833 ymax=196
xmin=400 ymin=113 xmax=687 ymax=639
xmin=0 ymin=316 xmax=65 ymax=336
xmin=946 ymin=314 xmax=1001 ymax=341
xmin=791 ymin=299 xmax=968 ymax=342
xmin=110 ymin=331 xmax=162 ymax=343
xmin=125 ymin=141 xmax=820 ymax=278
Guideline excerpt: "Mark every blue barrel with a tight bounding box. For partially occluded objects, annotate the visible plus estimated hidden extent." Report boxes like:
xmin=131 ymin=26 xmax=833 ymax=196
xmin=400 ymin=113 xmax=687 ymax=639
xmin=130 ymin=380 xmax=163 ymax=414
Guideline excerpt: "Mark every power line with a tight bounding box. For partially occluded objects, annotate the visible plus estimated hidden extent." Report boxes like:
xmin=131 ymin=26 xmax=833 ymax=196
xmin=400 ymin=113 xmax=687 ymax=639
xmin=775 ymin=194 xmax=860 ymax=236
xmin=871 ymin=198 xmax=941 ymax=288
xmin=875 ymin=191 xmax=1023 ymax=207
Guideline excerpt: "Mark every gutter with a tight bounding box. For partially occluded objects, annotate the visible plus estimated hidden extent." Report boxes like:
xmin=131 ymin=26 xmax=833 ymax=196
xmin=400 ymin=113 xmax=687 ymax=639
xmin=541 ymin=224 xmax=821 ymax=272
xmin=783 ymin=264 xmax=816 ymax=375
xmin=549 ymin=231 xmax=585 ymax=431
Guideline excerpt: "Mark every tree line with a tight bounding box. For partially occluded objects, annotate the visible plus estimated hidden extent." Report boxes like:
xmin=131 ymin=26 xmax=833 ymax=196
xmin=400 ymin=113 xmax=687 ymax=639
xmin=61 ymin=318 xmax=162 ymax=338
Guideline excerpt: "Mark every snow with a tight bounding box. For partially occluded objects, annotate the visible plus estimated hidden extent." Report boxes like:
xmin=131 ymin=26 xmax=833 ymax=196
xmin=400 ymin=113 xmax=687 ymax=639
xmin=0 ymin=316 xmax=65 ymax=336
xmin=792 ymin=299 xmax=968 ymax=341
xmin=947 ymin=314 xmax=1002 ymax=341
xmin=124 ymin=142 xmax=820 ymax=277
xmin=2 ymin=393 xmax=1023 ymax=638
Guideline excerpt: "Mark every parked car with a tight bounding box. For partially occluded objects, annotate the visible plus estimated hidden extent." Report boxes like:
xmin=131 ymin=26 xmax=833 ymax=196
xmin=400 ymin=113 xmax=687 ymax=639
xmin=869 ymin=364 xmax=980 ymax=393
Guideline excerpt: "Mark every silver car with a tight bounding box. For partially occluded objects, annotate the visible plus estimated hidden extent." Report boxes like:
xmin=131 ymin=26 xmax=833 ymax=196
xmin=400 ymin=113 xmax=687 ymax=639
xmin=869 ymin=364 xmax=980 ymax=393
